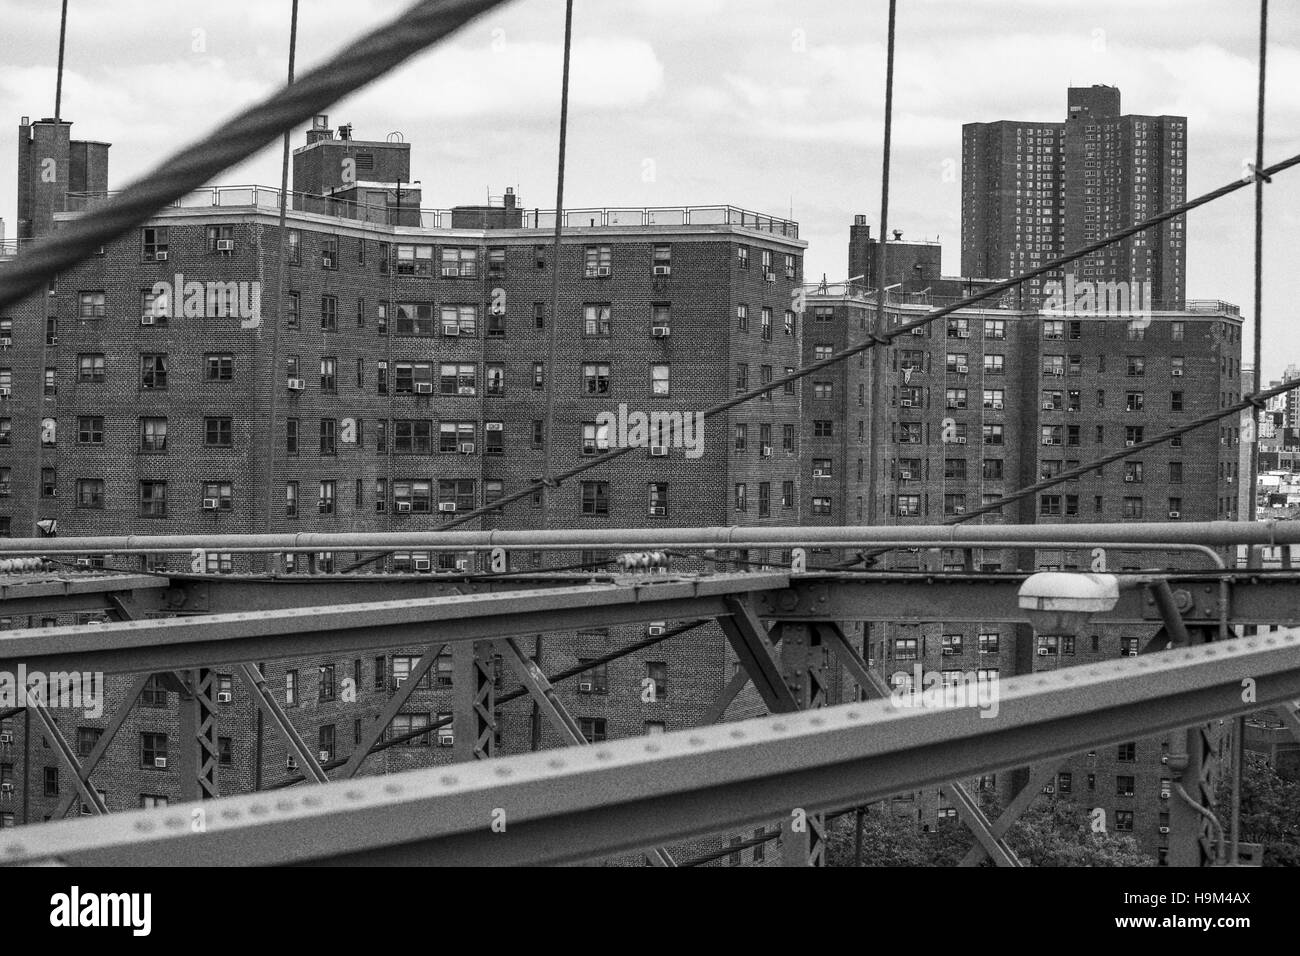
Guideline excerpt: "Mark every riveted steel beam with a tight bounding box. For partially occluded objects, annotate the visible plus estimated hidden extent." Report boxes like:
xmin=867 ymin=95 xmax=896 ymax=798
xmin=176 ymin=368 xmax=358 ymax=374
xmin=5 ymin=631 xmax=1299 ymax=866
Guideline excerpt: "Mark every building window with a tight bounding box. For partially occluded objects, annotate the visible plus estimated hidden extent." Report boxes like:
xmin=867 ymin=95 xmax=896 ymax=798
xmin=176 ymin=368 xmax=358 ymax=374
xmin=577 ymin=660 xmax=609 ymax=695
xmin=583 ymin=303 xmax=611 ymax=336
xmin=204 ymin=417 xmax=233 ymax=448
xmin=75 ymin=478 xmax=104 ymax=508
xmin=582 ymin=363 xmax=610 ymax=394
xmin=579 ymin=718 xmax=607 ymax=743
xmin=319 ymin=481 xmax=336 ymax=515
xmin=284 ymin=670 xmax=298 ymax=707
xmin=140 ymin=733 xmax=168 ymax=769
xmin=650 ymin=363 xmax=670 ymax=396
xmin=141 ymin=226 xmax=169 ymax=262
xmin=78 ymin=291 xmax=107 ymax=319
xmin=320 ymin=357 xmax=337 ymax=392
xmin=140 ymin=354 xmax=168 ymax=390
xmin=583 ymin=245 xmax=612 ymax=278
xmin=139 ymin=480 xmax=167 ymax=517
xmin=581 ymin=481 xmax=609 ymax=515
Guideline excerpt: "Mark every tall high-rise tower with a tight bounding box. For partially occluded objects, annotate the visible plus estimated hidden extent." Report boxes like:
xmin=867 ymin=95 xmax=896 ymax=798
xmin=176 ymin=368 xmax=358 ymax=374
xmin=962 ymin=86 xmax=1186 ymax=310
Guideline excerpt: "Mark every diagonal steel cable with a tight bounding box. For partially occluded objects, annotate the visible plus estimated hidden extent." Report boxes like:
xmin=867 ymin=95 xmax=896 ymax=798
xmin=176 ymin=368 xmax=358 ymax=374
xmin=0 ymin=0 xmax=511 ymax=311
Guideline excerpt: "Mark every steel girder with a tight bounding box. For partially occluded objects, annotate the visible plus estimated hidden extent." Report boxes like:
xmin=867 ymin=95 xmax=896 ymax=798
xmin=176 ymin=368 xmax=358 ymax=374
xmin=5 ymin=629 xmax=1298 ymax=867
xmin=0 ymin=573 xmax=789 ymax=675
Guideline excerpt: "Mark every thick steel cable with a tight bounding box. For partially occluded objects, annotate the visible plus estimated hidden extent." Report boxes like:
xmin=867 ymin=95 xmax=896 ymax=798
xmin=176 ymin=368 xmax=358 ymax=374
xmin=0 ymin=0 xmax=511 ymax=311
xmin=435 ymin=151 xmax=1300 ymax=533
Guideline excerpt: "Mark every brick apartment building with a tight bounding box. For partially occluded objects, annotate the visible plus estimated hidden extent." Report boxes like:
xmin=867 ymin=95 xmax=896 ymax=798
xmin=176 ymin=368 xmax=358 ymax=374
xmin=802 ymin=215 xmax=1243 ymax=859
xmin=963 ymin=85 xmax=1187 ymax=310
xmin=0 ymin=116 xmax=827 ymax=863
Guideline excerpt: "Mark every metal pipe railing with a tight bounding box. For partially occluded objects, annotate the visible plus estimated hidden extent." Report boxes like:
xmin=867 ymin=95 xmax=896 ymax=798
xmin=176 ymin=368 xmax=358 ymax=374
xmin=0 ymin=522 xmax=1285 ymax=556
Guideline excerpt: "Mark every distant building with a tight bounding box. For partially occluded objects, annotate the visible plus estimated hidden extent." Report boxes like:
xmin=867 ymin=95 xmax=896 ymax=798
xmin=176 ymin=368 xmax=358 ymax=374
xmin=962 ymin=86 xmax=1187 ymax=310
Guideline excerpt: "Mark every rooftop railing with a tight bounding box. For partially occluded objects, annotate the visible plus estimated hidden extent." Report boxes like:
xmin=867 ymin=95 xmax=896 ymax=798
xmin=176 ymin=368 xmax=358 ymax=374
xmin=62 ymin=187 xmax=799 ymax=237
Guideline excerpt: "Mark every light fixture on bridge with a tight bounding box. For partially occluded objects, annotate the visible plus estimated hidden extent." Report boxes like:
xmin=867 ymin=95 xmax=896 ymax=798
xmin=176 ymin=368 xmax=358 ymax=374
xmin=1018 ymin=572 xmax=1119 ymax=635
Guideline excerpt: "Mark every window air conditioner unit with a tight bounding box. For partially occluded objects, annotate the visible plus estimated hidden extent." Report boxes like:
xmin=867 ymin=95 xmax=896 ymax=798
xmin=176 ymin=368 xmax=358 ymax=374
xmin=459 ymin=442 xmax=475 ymax=454
xmin=649 ymin=445 xmax=668 ymax=457
xmin=322 ymin=256 xmax=334 ymax=269
xmin=140 ymin=314 xmax=157 ymax=326
xmin=1168 ymin=511 xmax=1180 ymax=519
xmin=216 ymin=692 xmax=232 ymax=703
xmin=442 ymin=267 xmax=460 ymax=277
xmin=651 ymin=326 xmax=670 ymax=338
xmin=0 ymin=733 xmax=12 ymax=744
xmin=414 ymin=558 xmax=432 ymax=571
xmin=1052 ymin=369 xmax=1063 ymax=376
xmin=813 ymin=469 xmax=827 ymax=478
xmin=578 ymin=681 xmax=594 ymax=693
xmin=957 ymin=330 xmax=970 ymax=338
xmin=0 ymin=387 xmax=11 ymax=398
xmin=202 ymin=497 xmax=220 ymax=510
xmin=396 ymin=501 xmax=412 ymax=512
xmin=0 ymin=783 xmax=13 ymax=792
xmin=649 ymin=506 xmax=666 ymax=516
xmin=154 ymin=757 xmax=168 ymax=769
xmin=1043 ymin=785 xmax=1055 ymax=794
xmin=415 ymin=382 xmax=434 ymax=394
xmin=456 ymin=386 xmax=475 ymax=396
xmin=439 ymin=502 xmax=457 ymax=513
xmin=154 ymin=251 xmax=169 ymax=262
xmin=1124 ymin=476 xmax=1134 ymax=483
xmin=910 ymin=327 xmax=925 ymax=335
xmin=1161 ymin=755 xmax=1169 ymax=764
xmin=1172 ymin=369 xmax=1184 ymax=377
xmin=216 ymin=239 xmax=235 ymax=252
xmin=653 ymin=265 xmax=671 ymax=276
xmin=318 ymin=750 xmax=331 ymax=762
xmin=900 ymin=471 xmax=912 ymax=480
xmin=955 ymin=437 xmax=967 ymax=444
xmin=485 ymin=422 xmax=503 ymax=432
xmin=763 ymin=270 xmax=776 ymax=281
xmin=1125 ymin=440 xmax=1136 ymax=447
xmin=900 ymin=399 xmax=913 ymax=407
xmin=1158 ymin=825 xmax=1171 ymax=834
xmin=0 ymin=337 xmax=9 ymax=348
xmin=761 ymin=444 xmax=772 ymax=456
xmin=993 ymin=401 xmax=1004 ymax=410
xmin=439 ymin=733 xmax=455 ymax=747
xmin=287 ymin=378 xmax=305 ymax=391
xmin=285 ymin=756 xmax=297 ymax=769
xmin=953 ymin=506 xmax=966 ymax=514
xmin=956 ymin=365 xmax=969 ymax=374
xmin=1042 ymin=402 xmax=1056 ymax=410
xmin=456 ymin=559 xmax=469 ymax=571
xmin=647 ymin=623 xmax=666 ymax=636
xmin=443 ymin=326 xmax=460 ymax=337
xmin=1038 ymin=647 xmax=1050 ymax=656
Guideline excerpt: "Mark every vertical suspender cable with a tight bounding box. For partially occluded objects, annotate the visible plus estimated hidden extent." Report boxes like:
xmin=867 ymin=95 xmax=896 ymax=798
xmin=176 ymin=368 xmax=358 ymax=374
xmin=540 ymin=0 xmax=575 ymax=531
xmin=1234 ymin=0 xmax=1269 ymax=868
xmin=534 ymin=0 xmax=575 ymax=750
xmin=264 ymin=0 xmax=300 ymax=547
xmin=868 ymin=0 xmax=897 ymax=532
xmin=54 ymin=0 xmax=69 ymax=120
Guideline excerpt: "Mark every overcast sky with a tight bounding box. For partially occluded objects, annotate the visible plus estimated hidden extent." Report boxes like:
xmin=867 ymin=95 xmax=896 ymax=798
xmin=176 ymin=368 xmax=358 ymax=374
xmin=1 ymin=0 xmax=1297 ymax=376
